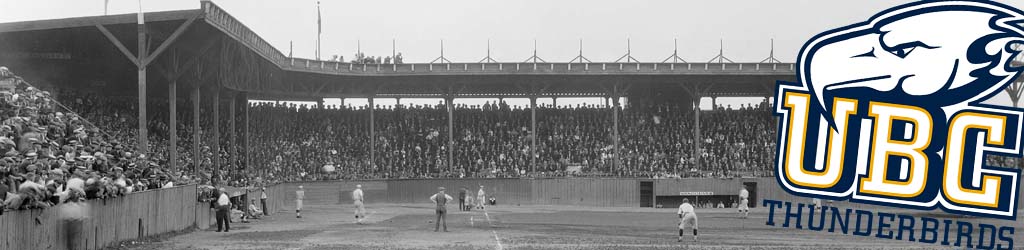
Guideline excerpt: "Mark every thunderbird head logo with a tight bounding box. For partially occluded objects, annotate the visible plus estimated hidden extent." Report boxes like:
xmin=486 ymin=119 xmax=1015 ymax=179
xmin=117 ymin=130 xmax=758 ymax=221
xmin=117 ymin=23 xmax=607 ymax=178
xmin=801 ymin=0 xmax=1024 ymax=124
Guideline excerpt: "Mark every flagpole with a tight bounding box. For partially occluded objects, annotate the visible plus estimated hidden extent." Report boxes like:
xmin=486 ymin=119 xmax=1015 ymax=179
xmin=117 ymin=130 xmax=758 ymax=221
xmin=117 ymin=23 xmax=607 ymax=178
xmin=316 ymin=1 xmax=322 ymax=61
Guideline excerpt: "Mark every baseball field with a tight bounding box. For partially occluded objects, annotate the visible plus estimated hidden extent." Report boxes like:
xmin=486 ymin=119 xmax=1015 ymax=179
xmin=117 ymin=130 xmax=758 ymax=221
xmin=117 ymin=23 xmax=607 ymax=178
xmin=119 ymin=202 xmax=1017 ymax=250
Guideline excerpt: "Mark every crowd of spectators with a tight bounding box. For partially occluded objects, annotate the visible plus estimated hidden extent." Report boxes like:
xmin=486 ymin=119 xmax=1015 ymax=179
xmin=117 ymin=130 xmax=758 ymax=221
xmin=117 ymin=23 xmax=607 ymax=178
xmin=619 ymin=104 xmax=692 ymax=178
xmin=347 ymin=52 xmax=403 ymax=64
xmin=0 ymin=67 xmax=180 ymax=213
xmin=5 ymin=64 xmax=1021 ymax=197
xmin=246 ymin=99 xmax=780 ymax=180
xmin=697 ymin=102 xmax=776 ymax=178
xmin=23 ymin=64 xmax=1024 ymax=213
xmin=0 ymin=66 xmax=785 ymax=192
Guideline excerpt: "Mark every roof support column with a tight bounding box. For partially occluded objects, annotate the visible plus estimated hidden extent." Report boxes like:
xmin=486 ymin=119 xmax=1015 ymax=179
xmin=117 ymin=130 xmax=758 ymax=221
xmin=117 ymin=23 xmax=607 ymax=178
xmin=244 ymin=93 xmax=250 ymax=173
xmin=612 ymin=88 xmax=621 ymax=176
xmin=192 ymin=85 xmax=200 ymax=183
xmin=97 ymin=13 xmax=198 ymax=156
xmin=368 ymin=97 xmax=375 ymax=174
xmin=212 ymin=86 xmax=221 ymax=185
xmin=446 ymin=96 xmax=455 ymax=176
xmin=230 ymin=92 xmax=237 ymax=176
xmin=693 ymin=97 xmax=701 ymax=174
xmin=530 ymin=96 xmax=537 ymax=175
xmin=169 ymin=76 xmax=177 ymax=173
xmin=137 ymin=21 xmax=149 ymax=155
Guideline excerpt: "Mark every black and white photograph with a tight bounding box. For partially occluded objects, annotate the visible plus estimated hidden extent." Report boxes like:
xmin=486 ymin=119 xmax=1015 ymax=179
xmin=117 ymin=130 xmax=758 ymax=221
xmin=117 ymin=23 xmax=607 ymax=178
xmin=1 ymin=0 xmax=1024 ymax=249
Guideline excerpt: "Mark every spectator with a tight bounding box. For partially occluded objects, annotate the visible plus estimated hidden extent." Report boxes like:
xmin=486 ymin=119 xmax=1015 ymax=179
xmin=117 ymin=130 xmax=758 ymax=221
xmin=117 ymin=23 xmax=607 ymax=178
xmin=215 ymin=188 xmax=231 ymax=232
xmin=247 ymin=199 xmax=262 ymax=219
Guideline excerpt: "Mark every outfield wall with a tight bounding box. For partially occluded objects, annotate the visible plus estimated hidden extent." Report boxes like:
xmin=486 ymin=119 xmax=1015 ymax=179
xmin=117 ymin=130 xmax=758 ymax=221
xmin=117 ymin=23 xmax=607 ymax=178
xmin=280 ymin=177 xmax=809 ymax=208
xmin=281 ymin=176 xmax=1024 ymax=210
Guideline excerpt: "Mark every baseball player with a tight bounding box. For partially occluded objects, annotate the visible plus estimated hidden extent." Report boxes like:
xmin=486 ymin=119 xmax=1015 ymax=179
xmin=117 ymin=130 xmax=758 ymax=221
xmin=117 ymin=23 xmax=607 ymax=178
xmin=811 ymin=198 xmax=822 ymax=213
xmin=738 ymin=187 xmax=750 ymax=219
xmin=430 ymin=187 xmax=453 ymax=232
xmin=353 ymin=184 xmax=366 ymax=224
xmin=678 ymin=198 xmax=698 ymax=242
xmin=296 ymin=186 xmax=305 ymax=218
xmin=476 ymin=185 xmax=486 ymax=210
xmin=458 ymin=187 xmax=467 ymax=211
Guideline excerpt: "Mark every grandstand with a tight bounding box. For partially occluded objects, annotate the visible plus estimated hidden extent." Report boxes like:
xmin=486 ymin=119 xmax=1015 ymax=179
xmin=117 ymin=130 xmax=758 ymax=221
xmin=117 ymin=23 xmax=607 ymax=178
xmin=0 ymin=1 xmax=796 ymax=184
xmin=0 ymin=1 xmax=1021 ymax=250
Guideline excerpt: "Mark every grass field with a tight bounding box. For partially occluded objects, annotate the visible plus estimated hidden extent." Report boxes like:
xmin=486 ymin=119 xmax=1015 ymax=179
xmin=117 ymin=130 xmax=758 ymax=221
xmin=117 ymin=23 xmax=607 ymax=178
xmin=125 ymin=203 xmax=1021 ymax=250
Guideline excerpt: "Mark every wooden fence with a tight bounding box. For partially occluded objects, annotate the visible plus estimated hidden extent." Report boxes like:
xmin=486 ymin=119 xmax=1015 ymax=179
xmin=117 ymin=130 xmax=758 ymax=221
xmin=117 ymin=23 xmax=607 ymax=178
xmin=0 ymin=183 xmax=287 ymax=250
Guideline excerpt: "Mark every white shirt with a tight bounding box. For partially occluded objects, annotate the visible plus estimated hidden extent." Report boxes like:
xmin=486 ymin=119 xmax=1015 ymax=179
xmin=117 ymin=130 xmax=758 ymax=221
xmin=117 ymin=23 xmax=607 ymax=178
xmin=677 ymin=203 xmax=695 ymax=217
xmin=352 ymin=189 xmax=364 ymax=202
xmin=66 ymin=177 xmax=85 ymax=192
xmin=739 ymin=189 xmax=749 ymax=200
xmin=261 ymin=190 xmax=268 ymax=199
xmin=249 ymin=203 xmax=261 ymax=213
xmin=113 ymin=178 xmax=127 ymax=188
xmin=18 ymin=180 xmax=44 ymax=192
xmin=296 ymin=190 xmax=304 ymax=200
xmin=217 ymin=193 xmax=231 ymax=206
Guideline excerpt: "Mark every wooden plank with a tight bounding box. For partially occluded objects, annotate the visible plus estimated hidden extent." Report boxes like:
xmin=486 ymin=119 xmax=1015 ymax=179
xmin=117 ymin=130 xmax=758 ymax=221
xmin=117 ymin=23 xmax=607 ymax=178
xmin=3 ymin=210 xmax=9 ymax=250
xmin=1 ymin=210 xmax=7 ymax=250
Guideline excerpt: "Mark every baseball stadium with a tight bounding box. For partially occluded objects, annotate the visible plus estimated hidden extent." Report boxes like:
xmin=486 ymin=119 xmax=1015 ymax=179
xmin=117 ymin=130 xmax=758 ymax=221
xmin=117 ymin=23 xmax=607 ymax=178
xmin=0 ymin=1 xmax=1023 ymax=249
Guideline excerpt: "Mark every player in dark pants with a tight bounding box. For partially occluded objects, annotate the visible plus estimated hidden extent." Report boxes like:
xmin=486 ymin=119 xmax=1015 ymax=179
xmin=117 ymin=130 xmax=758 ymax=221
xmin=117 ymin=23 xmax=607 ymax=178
xmin=458 ymin=188 xmax=467 ymax=211
xmin=430 ymin=187 xmax=453 ymax=232
xmin=260 ymin=187 xmax=269 ymax=216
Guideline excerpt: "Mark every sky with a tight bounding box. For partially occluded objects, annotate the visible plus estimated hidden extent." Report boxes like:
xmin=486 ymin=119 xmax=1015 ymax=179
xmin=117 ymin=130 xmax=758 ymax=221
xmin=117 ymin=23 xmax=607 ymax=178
xmin=2 ymin=0 xmax=1023 ymax=108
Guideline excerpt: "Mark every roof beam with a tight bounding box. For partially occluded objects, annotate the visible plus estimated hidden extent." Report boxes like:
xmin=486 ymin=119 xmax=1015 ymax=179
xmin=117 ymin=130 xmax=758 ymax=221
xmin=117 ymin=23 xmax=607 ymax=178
xmin=169 ymin=35 xmax=220 ymax=80
xmin=143 ymin=13 xmax=200 ymax=67
xmin=95 ymin=24 xmax=139 ymax=67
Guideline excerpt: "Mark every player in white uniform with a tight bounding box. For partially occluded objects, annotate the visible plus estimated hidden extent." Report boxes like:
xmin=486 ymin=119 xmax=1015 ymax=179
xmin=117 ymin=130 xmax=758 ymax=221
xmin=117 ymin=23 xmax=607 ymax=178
xmin=738 ymin=187 xmax=750 ymax=219
xmin=353 ymin=184 xmax=366 ymax=224
xmin=296 ymin=186 xmax=305 ymax=218
xmin=677 ymin=198 xmax=698 ymax=242
xmin=476 ymin=185 xmax=487 ymax=210
xmin=811 ymin=198 xmax=822 ymax=213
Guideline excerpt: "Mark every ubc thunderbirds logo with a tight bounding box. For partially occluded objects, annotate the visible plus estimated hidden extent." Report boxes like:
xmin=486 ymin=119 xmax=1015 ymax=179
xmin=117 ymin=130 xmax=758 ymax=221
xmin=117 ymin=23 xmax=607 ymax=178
xmin=774 ymin=0 xmax=1024 ymax=219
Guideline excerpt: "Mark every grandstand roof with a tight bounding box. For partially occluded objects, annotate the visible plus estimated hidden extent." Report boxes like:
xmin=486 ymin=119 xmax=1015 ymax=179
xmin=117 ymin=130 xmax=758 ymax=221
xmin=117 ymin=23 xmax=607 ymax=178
xmin=0 ymin=1 xmax=796 ymax=99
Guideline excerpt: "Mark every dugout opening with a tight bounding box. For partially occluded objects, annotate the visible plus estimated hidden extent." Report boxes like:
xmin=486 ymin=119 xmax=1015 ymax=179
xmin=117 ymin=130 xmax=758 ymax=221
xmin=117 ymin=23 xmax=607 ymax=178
xmin=655 ymin=195 xmax=740 ymax=209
